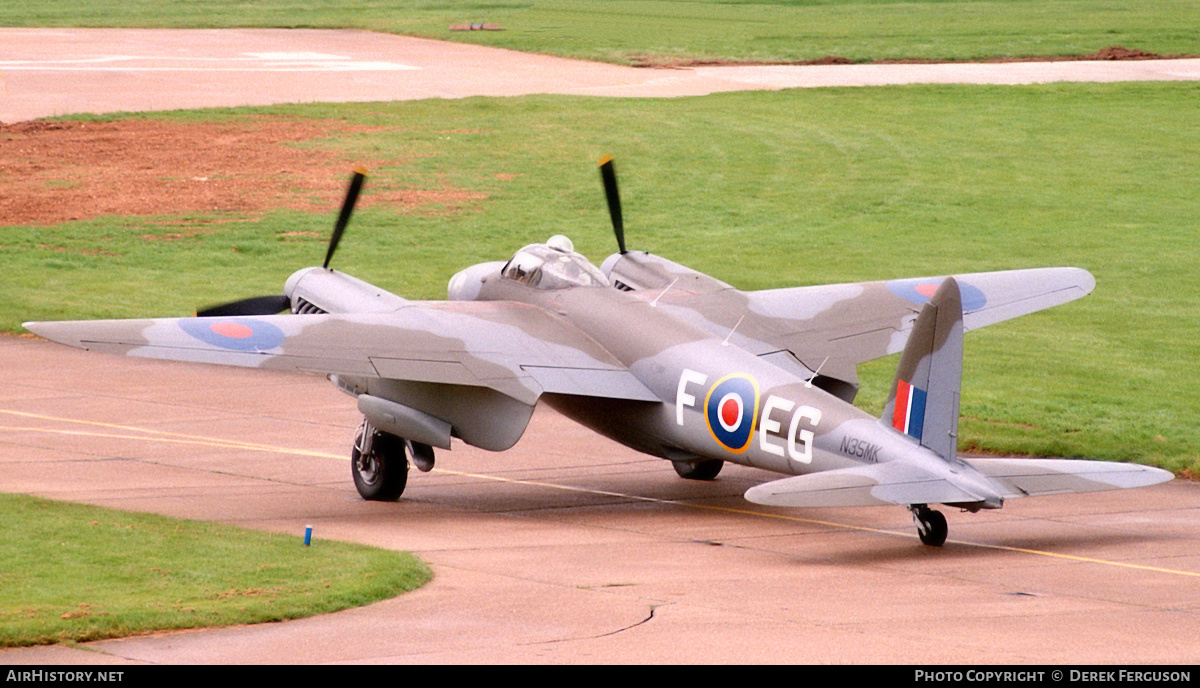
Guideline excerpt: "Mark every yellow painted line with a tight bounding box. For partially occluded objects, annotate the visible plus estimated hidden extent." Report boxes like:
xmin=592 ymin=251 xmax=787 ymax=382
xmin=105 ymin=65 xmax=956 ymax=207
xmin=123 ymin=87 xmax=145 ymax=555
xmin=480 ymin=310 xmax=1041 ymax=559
xmin=951 ymin=541 xmax=1200 ymax=578
xmin=0 ymin=408 xmax=342 ymax=459
xmin=4 ymin=408 xmax=1197 ymax=578
xmin=433 ymin=466 xmax=871 ymax=531
xmin=398 ymin=466 xmax=1200 ymax=578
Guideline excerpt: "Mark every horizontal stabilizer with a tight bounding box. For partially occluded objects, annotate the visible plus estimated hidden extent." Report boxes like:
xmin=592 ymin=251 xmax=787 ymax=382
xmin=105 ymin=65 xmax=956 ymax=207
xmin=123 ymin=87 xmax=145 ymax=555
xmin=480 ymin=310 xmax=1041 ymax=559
xmin=743 ymin=461 xmax=986 ymax=508
xmin=963 ymin=458 xmax=1173 ymax=498
xmin=745 ymin=457 xmax=1173 ymax=509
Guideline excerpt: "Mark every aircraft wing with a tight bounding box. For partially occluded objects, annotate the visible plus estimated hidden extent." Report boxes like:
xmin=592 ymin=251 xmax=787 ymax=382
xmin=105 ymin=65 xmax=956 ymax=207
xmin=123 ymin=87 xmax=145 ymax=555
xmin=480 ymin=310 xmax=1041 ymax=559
xmin=655 ymin=267 xmax=1095 ymax=381
xmin=24 ymin=302 xmax=660 ymax=407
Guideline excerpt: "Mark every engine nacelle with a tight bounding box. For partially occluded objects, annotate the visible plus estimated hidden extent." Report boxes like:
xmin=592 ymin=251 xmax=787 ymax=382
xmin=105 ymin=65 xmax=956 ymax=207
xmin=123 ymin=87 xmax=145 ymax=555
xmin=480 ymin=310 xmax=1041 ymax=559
xmin=448 ymin=261 xmax=506 ymax=301
xmin=357 ymin=394 xmax=452 ymax=450
xmin=284 ymin=267 xmax=407 ymax=315
xmin=599 ymin=251 xmax=733 ymax=294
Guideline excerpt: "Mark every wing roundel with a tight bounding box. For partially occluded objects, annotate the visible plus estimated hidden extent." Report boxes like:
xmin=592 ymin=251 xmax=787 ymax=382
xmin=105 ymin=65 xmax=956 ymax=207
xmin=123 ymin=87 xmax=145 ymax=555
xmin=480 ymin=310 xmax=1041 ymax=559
xmin=25 ymin=301 xmax=660 ymax=407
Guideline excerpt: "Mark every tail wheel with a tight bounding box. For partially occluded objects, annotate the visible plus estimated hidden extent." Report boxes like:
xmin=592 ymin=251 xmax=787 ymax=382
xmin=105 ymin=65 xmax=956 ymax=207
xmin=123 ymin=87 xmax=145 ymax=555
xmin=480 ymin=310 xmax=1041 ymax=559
xmin=351 ymin=419 xmax=409 ymax=501
xmin=911 ymin=505 xmax=948 ymax=547
xmin=671 ymin=459 xmax=724 ymax=481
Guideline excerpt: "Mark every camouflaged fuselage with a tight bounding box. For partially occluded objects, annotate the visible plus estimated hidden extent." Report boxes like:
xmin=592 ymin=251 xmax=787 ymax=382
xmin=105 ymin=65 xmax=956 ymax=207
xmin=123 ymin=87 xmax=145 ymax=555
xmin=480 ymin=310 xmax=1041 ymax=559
xmin=475 ymin=271 xmax=906 ymax=477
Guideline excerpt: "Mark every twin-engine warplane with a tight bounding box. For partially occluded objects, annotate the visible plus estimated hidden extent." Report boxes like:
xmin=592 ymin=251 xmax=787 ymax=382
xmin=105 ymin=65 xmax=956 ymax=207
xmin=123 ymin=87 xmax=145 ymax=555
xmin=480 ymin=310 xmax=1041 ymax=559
xmin=25 ymin=158 xmax=1172 ymax=546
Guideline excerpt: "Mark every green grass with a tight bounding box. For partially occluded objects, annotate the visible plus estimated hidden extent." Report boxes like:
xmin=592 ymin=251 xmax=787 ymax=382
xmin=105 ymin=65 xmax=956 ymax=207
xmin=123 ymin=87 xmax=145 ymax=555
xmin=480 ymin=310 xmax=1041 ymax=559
xmin=2 ymin=0 xmax=1198 ymax=65
xmin=0 ymin=493 xmax=431 ymax=647
xmin=5 ymin=82 xmax=1198 ymax=472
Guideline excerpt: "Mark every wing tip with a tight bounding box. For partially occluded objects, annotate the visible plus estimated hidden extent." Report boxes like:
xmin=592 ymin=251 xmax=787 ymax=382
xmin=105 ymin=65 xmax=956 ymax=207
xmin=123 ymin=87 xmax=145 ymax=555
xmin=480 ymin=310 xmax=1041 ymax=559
xmin=22 ymin=320 xmax=54 ymax=339
xmin=21 ymin=321 xmax=85 ymax=351
xmin=1066 ymin=266 xmax=1097 ymax=296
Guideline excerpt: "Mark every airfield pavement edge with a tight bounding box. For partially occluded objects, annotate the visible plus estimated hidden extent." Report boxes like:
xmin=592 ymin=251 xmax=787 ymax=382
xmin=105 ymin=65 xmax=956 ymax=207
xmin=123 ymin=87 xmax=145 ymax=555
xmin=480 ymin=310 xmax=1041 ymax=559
xmin=2 ymin=28 xmax=1200 ymax=123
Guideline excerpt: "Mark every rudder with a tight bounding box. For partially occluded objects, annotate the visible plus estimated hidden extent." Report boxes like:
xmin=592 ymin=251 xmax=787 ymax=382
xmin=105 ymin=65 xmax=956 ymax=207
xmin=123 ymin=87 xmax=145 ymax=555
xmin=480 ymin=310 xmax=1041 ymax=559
xmin=880 ymin=277 xmax=964 ymax=462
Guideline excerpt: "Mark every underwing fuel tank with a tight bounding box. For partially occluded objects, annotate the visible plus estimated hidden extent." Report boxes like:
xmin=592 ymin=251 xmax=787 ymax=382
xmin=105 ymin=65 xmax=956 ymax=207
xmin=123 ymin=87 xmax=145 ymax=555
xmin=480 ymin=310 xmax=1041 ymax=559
xmin=284 ymin=267 xmax=408 ymax=315
xmin=357 ymin=394 xmax=452 ymax=449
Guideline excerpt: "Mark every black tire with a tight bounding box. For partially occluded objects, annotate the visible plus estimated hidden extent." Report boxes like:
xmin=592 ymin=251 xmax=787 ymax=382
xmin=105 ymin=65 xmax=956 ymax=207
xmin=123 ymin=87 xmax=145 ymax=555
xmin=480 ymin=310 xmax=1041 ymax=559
xmin=351 ymin=421 xmax=409 ymax=501
xmin=671 ymin=458 xmax=724 ymax=481
xmin=914 ymin=507 xmax=948 ymax=547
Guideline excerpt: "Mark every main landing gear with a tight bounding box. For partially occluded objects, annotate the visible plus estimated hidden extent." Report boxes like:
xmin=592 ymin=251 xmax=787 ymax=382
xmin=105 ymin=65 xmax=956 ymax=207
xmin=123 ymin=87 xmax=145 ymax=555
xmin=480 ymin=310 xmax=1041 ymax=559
xmin=910 ymin=504 xmax=948 ymax=547
xmin=350 ymin=419 xmax=435 ymax=501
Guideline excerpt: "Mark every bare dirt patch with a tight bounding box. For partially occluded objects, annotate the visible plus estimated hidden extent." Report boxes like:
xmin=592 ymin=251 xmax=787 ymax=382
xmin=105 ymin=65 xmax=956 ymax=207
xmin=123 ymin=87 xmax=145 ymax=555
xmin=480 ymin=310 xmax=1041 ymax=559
xmin=0 ymin=117 xmax=485 ymax=226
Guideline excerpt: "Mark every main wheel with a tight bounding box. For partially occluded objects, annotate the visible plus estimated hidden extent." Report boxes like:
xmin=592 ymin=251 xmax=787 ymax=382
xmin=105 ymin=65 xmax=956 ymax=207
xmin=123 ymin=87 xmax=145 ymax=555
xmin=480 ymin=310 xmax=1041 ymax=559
xmin=912 ymin=505 xmax=948 ymax=547
xmin=351 ymin=420 xmax=409 ymax=501
xmin=671 ymin=459 xmax=724 ymax=481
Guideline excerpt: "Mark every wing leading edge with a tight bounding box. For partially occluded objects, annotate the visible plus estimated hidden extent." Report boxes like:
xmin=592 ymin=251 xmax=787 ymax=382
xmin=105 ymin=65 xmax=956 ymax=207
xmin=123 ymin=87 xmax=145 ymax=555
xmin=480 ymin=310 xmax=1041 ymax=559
xmin=24 ymin=301 xmax=661 ymax=407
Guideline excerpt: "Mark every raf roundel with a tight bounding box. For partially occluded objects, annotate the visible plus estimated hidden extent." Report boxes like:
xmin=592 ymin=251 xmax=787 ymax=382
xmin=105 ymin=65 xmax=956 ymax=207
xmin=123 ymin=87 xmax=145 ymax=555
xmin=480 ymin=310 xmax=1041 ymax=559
xmin=704 ymin=374 xmax=760 ymax=453
xmin=179 ymin=318 xmax=286 ymax=352
xmin=886 ymin=277 xmax=988 ymax=313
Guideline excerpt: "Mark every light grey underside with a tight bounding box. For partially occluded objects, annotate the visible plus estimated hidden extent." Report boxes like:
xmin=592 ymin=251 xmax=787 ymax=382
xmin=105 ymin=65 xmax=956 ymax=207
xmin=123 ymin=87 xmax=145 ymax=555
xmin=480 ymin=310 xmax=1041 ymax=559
xmin=743 ymin=457 xmax=1173 ymax=508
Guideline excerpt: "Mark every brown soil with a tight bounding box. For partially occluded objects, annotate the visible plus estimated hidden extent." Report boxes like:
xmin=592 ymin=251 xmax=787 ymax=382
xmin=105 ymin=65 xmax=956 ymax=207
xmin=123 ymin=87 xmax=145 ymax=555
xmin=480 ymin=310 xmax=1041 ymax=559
xmin=0 ymin=117 xmax=486 ymax=226
xmin=633 ymin=45 xmax=1195 ymax=69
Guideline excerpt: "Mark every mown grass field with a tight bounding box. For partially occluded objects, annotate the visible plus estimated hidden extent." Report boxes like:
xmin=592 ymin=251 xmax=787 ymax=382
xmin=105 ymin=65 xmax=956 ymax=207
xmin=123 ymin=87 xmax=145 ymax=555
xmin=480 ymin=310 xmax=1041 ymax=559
xmin=0 ymin=494 xmax=431 ymax=647
xmin=1 ymin=0 xmax=1198 ymax=65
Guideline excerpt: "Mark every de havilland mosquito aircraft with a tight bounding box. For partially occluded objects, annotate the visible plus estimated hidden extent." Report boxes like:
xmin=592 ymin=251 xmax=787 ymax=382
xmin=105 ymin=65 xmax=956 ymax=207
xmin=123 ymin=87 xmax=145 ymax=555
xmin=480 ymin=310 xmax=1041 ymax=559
xmin=25 ymin=158 xmax=1172 ymax=546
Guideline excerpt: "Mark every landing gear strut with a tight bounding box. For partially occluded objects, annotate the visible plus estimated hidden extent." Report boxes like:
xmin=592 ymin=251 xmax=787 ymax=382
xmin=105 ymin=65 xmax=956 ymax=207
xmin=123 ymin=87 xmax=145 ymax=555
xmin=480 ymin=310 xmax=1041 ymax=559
xmin=351 ymin=419 xmax=419 ymax=501
xmin=910 ymin=504 xmax=948 ymax=547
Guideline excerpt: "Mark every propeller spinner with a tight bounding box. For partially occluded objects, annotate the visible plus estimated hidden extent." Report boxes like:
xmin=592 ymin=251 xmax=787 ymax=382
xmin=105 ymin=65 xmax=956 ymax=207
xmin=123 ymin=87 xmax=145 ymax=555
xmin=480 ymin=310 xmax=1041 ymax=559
xmin=197 ymin=169 xmax=367 ymax=318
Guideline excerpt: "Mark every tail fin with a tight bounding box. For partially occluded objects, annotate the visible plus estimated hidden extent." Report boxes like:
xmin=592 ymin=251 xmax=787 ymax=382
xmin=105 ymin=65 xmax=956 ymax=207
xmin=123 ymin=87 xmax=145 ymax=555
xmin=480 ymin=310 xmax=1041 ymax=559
xmin=881 ymin=277 xmax=964 ymax=462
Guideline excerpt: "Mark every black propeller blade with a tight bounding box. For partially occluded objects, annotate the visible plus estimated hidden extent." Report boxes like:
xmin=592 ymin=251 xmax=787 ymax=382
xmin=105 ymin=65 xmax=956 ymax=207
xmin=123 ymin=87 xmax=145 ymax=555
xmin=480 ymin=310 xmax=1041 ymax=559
xmin=324 ymin=168 xmax=367 ymax=269
xmin=598 ymin=155 xmax=626 ymax=255
xmin=196 ymin=294 xmax=290 ymax=318
xmin=196 ymin=168 xmax=368 ymax=318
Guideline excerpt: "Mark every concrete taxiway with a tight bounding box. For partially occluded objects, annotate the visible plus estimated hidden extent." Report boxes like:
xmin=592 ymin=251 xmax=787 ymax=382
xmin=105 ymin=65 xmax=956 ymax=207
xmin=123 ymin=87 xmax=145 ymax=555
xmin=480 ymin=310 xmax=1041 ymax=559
xmin=1 ymin=335 xmax=1198 ymax=664
xmin=1 ymin=28 xmax=1198 ymax=664
xmin=2 ymin=28 xmax=1199 ymax=123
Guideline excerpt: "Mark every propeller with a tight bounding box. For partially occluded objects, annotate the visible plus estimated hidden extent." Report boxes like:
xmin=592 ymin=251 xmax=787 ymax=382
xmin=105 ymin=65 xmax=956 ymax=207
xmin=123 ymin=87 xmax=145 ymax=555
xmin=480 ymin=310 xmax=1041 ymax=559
xmin=195 ymin=294 xmax=290 ymax=319
xmin=598 ymin=155 xmax=626 ymax=255
xmin=196 ymin=168 xmax=367 ymax=318
xmin=324 ymin=167 xmax=366 ymax=269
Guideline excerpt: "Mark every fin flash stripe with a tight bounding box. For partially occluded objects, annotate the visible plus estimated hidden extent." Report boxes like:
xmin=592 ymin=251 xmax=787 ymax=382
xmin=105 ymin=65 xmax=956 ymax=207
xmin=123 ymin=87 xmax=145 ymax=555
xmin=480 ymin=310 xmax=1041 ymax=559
xmin=893 ymin=380 xmax=927 ymax=440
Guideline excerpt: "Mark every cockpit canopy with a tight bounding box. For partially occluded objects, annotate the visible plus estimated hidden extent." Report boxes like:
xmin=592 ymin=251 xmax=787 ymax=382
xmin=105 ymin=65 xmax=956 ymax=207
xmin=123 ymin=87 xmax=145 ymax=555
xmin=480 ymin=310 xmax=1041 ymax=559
xmin=501 ymin=235 xmax=611 ymax=290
